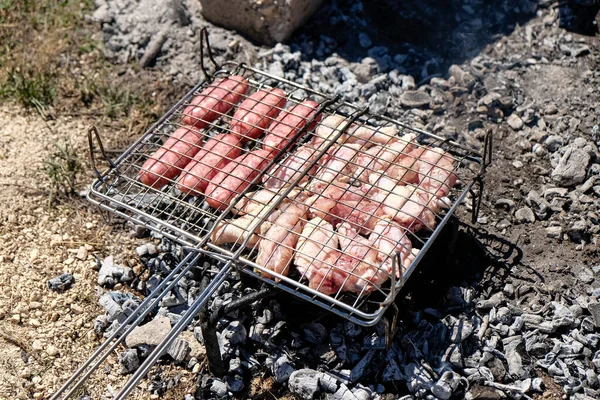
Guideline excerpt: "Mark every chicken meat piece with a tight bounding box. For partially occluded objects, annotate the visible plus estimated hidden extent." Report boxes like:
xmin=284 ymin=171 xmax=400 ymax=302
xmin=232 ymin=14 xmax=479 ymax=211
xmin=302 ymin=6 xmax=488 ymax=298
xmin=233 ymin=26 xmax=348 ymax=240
xmin=352 ymin=135 xmax=416 ymax=183
xmin=263 ymin=144 xmax=320 ymax=189
xmin=369 ymin=218 xmax=413 ymax=278
xmin=392 ymin=185 xmax=438 ymax=231
xmin=294 ymin=218 xmax=341 ymax=294
xmin=233 ymin=187 xmax=300 ymax=216
xmin=311 ymin=115 xmax=352 ymax=148
xmin=211 ymin=202 xmax=279 ymax=248
xmin=329 ymin=223 xmax=382 ymax=294
xmin=368 ymin=173 xmax=412 ymax=217
xmin=324 ymin=199 xmax=381 ymax=234
xmin=305 ymin=183 xmax=365 ymax=220
xmin=345 ymin=125 xmax=399 ymax=148
xmin=256 ymin=202 xmax=308 ymax=279
xmin=383 ymin=150 xmax=421 ymax=185
xmin=416 ymin=147 xmax=457 ymax=198
xmin=309 ymin=144 xmax=362 ymax=192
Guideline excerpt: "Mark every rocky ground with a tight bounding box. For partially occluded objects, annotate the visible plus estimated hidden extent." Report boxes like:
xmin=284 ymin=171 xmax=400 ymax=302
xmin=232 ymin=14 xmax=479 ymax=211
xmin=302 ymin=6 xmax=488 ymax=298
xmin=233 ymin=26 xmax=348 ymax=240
xmin=1 ymin=0 xmax=600 ymax=399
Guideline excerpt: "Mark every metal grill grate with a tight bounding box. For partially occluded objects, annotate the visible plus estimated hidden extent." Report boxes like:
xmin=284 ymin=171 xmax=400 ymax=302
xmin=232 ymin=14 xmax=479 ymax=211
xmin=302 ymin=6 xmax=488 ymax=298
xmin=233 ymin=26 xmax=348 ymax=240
xmin=57 ymin=27 xmax=492 ymax=400
xmin=88 ymin=57 xmax=487 ymax=326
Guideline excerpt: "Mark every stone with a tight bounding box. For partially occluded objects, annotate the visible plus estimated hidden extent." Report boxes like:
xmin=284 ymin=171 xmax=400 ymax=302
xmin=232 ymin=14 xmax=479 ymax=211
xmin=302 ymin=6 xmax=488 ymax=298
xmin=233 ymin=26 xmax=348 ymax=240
xmin=507 ymin=114 xmax=524 ymax=130
xmin=526 ymin=190 xmax=550 ymax=219
xmin=551 ymin=147 xmax=591 ymax=187
xmin=47 ymin=273 xmax=75 ymax=292
xmin=200 ymin=0 xmax=325 ymax=45
xmin=515 ymin=207 xmax=535 ymax=223
xmin=546 ymin=226 xmax=563 ymax=239
xmin=400 ymin=91 xmax=432 ymax=108
xmin=288 ymin=369 xmax=321 ymax=399
xmin=125 ymin=317 xmax=171 ymax=348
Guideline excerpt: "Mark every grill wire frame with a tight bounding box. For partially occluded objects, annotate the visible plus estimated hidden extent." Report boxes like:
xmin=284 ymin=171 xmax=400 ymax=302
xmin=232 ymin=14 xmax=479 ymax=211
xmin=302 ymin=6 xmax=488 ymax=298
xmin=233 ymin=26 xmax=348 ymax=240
xmin=87 ymin=60 xmax=488 ymax=327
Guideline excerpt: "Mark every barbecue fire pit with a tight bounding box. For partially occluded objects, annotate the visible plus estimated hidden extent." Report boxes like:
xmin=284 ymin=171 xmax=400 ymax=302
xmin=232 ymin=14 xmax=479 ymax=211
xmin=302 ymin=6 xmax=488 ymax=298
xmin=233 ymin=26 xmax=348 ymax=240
xmin=53 ymin=29 xmax=491 ymax=399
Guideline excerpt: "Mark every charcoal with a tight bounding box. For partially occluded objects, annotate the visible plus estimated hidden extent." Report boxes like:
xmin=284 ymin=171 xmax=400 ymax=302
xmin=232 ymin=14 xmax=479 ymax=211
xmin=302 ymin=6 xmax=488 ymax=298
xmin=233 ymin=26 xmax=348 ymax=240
xmin=167 ymin=338 xmax=190 ymax=363
xmin=47 ymin=273 xmax=75 ymax=292
xmin=587 ymin=303 xmax=600 ymax=328
xmin=256 ymin=308 xmax=273 ymax=324
xmin=450 ymin=319 xmax=474 ymax=343
xmin=319 ymin=373 xmax=339 ymax=393
xmin=349 ymin=349 xmax=375 ymax=383
xmin=219 ymin=321 xmax=246 ymax=355
xmin=289 ymin=369 xmax=321 ymax=399
xmin=331 ymin=383 xmax=358 ymax=400
xmin=505 ymin=343 xmax=527 ymax=379
xmin=351 ymin=385 xmax=372 ymax=400
xmin=99 ymin=292 xmax=135 ymax=323
xmin=586 ymin=369 xmax=598 ymax=388
xmin=118 ymin=349 xmax=139 ymax=374
xmin=210 ymin=379 xmax=228 ymax=397
xmin=343 ymin=321 xmax=362 ymax=338
xmin=225 ymin=375 xmax=244 ymax=393
xmin=404 ymin=363 xmax=434 ymax=393
xmin=362 ymin=335 xmax=386 ymax=350
xmin=98 ymin=256 xmax=134 ymax=286
xmin=477 ymin=293 xmax=505 ymax=310
xmin=383 ymin=350 xmax=403 ymax=382
xmin=94 ymin=315 xmax=109 ymax=334
xmin=135 ymin=243 xmax=158 ymax=257
xmin=303 ymin=322 xmax=328 ymax=345
xmin=272 ymin=355 xmax=294 ymax=383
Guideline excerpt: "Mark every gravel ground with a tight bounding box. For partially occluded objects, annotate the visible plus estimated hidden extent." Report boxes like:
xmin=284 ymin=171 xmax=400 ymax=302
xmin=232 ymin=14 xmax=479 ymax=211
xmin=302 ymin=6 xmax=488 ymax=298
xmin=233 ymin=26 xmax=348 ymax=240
xmin=2 ymin=0 xmax=600 ymax=399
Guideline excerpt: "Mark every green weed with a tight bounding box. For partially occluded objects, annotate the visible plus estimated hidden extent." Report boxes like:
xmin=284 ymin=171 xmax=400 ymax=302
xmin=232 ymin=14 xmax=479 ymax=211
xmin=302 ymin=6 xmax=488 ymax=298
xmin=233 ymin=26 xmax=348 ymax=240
xmin=1 ymin=68 xmax=56 ymax=116
xmin=43 ymin=140 xmax=82 ymax=205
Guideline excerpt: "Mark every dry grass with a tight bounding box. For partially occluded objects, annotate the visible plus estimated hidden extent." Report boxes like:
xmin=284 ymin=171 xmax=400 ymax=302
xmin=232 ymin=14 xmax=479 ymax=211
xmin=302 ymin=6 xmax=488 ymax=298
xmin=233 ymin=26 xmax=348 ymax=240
xmin=0 ymin=0 xmax=182 ymax=136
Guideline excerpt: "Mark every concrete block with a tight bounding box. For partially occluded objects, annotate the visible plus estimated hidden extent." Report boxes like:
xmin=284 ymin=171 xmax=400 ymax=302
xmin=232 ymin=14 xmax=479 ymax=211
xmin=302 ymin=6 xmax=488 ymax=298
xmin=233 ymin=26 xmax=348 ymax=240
xmin=199 ymin=0 xmax=325 ymax=45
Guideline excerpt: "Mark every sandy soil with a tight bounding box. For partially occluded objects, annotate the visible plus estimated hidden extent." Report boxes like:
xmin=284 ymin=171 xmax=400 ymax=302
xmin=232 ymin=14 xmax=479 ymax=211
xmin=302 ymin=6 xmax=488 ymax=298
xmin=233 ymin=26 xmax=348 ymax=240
xmin=0 ymin=105 xmax=197 ymax=399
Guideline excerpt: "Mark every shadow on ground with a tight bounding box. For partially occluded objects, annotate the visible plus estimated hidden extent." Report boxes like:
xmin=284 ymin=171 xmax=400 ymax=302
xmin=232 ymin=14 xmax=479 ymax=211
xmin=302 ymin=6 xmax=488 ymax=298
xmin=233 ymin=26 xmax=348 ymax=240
xmin=291 ymin=0 xmax=598 ymax=80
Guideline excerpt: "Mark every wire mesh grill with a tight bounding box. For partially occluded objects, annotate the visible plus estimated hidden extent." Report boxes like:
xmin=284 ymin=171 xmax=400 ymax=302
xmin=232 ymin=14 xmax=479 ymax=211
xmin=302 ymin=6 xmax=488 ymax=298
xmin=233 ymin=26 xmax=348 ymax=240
xmin=88 ymin=61 xmax=486 ymax=326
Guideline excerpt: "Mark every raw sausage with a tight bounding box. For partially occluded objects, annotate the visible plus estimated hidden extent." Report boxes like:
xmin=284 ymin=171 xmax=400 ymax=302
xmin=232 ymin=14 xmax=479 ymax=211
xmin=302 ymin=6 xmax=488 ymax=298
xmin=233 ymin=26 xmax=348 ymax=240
xmin=263 ymin=100 xmax=321 ymax=152
xmin=182 ymin=75 xmax=249 ymax=128
xmin=139 ymin=126 xmax=204 ymax=188
xmin=230 ymin=88 xmax=287 ymax=142
xmin=176 ymin=134 xmax=242 ymax=196
xmin=206 ymin=149 xmax=275 ymax=210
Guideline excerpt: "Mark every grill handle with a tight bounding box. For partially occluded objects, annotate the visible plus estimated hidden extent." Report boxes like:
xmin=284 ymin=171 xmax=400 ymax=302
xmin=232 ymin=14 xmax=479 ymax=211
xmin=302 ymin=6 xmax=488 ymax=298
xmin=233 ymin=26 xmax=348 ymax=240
xmin=115 ymin=260 xmax=233 ymax=400
xmin=88 ymin=125 xmax=115 ymax=183
xmin=199 ymin=27 xmax=220 ymax=81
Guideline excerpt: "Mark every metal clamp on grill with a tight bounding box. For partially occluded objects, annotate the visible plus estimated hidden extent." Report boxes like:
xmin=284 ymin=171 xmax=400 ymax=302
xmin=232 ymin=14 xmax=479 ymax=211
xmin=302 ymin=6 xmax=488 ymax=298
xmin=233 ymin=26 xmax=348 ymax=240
xmin=55 ymin=28 xmax=491 ymax=400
